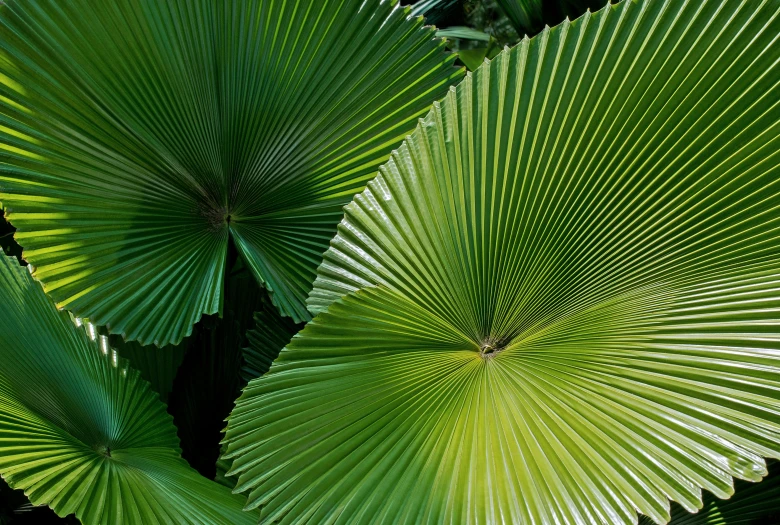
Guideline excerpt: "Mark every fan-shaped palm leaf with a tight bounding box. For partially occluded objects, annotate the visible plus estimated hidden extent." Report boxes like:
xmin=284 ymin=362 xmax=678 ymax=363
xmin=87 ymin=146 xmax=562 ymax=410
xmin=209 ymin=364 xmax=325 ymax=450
xmin=0 ymin=0 xmax=461 ymax=346
xmin=225 ymin=0 xmax=780 ymax=523
xmin=0 ymin=254 xmax=256 ymax=524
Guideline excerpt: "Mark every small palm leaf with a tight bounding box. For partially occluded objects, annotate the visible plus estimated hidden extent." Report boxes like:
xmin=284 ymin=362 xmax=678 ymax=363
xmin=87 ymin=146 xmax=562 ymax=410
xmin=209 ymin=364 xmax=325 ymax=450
xmin=1 ymin=477 xmax=73 ymax=524
xmin=226 ymin=0 xmax=780 ymax=523
xmin=0 ymin=254 xmax=256 ymax=524
xmin=0 ymin=0 xmax=461 ymax=346
xmin=495 ymin=0 xmax=611 ymax=37
xmin=165 ymin=256 xmax=265 ymax=477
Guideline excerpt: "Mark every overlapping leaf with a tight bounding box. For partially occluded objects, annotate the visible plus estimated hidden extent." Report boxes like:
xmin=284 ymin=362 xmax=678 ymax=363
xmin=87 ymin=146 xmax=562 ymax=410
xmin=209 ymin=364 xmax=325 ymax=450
xmin=0 ymin=254 xmax=256 ymax=524
xmin=0 ymin=0 xmax=461 ymax=346
xmin=226 ymin=0 xmax=780 ymax=523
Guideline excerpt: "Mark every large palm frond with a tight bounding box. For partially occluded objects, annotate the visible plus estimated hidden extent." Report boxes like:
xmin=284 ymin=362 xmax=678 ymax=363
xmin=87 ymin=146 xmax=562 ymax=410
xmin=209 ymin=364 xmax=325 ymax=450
xmin=225 ymin=0 xmax=780 ymax=523
xmin=0 ymin=0 xmax=462 ymax=346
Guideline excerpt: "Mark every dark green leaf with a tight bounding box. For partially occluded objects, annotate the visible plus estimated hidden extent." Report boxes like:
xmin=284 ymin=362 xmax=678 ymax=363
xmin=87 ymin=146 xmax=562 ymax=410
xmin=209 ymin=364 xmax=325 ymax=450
xmin=0 ymin=0 xmax=462 ymax=346
xmin=437 ymin=26 xmax=492 ymax=41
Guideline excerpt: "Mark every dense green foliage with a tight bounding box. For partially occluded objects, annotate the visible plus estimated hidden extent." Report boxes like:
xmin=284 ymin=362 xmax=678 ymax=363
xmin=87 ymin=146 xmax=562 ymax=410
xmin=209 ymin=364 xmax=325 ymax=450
xmin=2 ymin=0 xmax=780 ymax=524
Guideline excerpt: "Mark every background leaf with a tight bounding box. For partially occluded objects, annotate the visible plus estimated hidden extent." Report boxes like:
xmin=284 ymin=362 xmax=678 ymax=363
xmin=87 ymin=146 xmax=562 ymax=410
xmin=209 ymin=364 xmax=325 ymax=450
xmin=411 ymin=0 xmax=461 ymax=22
xmin=437 ymin=26 xmax=492 ymax=41
xmin=494 ymin=0 xmax=544 ymax=34
xmin=105 ymin=336 xmax=187 ymax=404
xmin=242 ymin=298 xmax=304 ymax=382
xmin=166 ymin=256 xmax=264 ymax=479
xmin=0 ymin=477 xmax=74 ymax=524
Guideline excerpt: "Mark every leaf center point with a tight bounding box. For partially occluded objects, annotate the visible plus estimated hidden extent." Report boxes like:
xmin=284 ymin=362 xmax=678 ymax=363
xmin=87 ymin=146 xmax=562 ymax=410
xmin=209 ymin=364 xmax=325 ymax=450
xmin=479 ymin=337 xmax=509 ymax=359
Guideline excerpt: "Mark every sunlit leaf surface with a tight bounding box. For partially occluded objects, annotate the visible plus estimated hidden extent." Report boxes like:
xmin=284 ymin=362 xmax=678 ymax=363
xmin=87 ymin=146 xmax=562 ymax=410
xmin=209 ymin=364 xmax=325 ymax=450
xmin=640 ymin=461 xmax=780 ymax=524
xmin=226 ymin=0 xmax=780 ymax=523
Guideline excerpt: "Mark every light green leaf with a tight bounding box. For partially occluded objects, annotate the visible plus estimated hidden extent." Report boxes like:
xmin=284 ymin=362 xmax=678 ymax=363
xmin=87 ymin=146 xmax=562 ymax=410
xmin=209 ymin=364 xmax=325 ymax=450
xmin=227 ymin=0 xmax=780 ymax=523
xmin=0 ymin=254 xmax=256 ymax=524
xmin=0 ymin=0 xmax=462 ymax=346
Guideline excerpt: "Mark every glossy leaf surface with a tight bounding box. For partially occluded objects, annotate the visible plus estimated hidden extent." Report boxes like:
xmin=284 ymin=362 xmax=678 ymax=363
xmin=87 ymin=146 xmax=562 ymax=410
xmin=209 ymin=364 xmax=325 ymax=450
xmin=227 ymin=0 xmax=780 ymax=523
xmin=641 ymin=461 xmax=780 ymax=524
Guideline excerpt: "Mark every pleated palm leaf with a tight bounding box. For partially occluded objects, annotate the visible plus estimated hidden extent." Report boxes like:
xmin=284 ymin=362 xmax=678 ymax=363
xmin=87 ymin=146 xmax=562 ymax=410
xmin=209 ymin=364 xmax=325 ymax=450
xmin=0 ymin=254 xmax=257 ymax=524
xmin=0 ymin=0 xmax=461 ymax=346
xmin=225 ymin=0 xmax=780 ymax=523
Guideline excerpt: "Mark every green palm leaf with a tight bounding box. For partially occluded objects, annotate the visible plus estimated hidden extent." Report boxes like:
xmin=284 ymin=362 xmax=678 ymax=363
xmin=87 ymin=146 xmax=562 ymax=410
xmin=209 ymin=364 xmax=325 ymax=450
xmin=226 ymin=0 xmax=780 ymax=522
xmin=0 ymin=0 xmax=461 ymax=346
xmin=0 ymin=254 xmax=256 ymax=524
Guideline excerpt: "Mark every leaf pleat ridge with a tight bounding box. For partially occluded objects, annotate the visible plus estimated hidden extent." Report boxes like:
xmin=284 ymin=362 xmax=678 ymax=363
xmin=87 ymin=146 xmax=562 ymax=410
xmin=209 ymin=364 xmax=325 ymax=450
xmin=225 ymin=0 xmax=780 ymax=523
xmin=0 ymin=0 xmax=461 ymax=345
